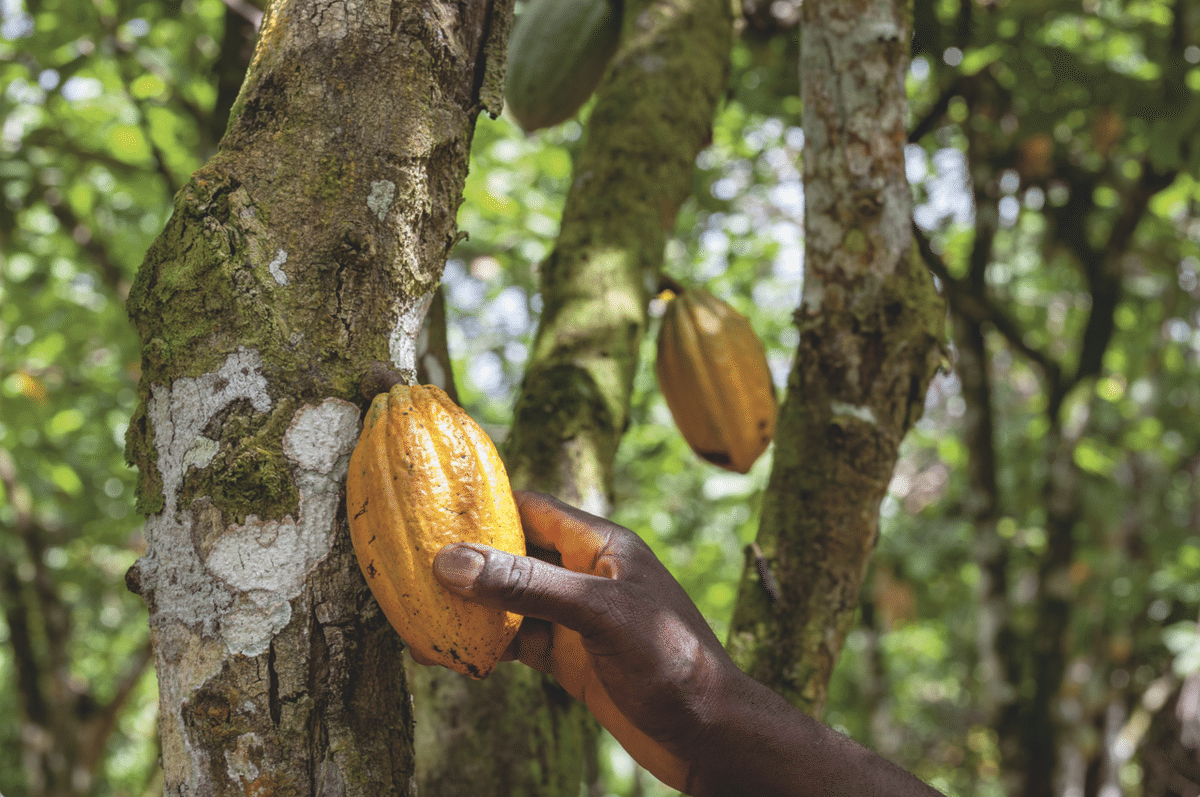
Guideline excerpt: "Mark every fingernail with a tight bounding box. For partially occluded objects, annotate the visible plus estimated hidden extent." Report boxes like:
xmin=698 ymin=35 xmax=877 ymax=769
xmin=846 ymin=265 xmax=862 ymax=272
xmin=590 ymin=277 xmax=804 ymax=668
xmin=434 ymin=546 xmax=486 ymax=588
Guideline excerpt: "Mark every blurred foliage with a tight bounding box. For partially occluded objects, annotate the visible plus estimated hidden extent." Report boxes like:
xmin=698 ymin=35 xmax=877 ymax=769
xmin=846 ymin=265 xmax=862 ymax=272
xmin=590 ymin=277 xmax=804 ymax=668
xmin=1 ymin=0 xmax=239 ymax=793
xmin=2 ymin=0 xmax=1199 ymax=795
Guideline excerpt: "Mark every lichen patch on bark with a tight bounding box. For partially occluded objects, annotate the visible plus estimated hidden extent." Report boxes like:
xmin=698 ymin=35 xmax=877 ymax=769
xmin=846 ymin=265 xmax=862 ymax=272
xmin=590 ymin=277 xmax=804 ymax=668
xmin=831 ymin=401 xmax=878 ymax=424
xmin=267 ymin=249 xmax=289 ymax=285
xmin=368 ymin=179 xmax=396 ymax=221
xmin=148 ymin=348 xmax=271 ymax=525
xmin=133 ymin=373 xmax=362 ymax=790
xmin=206 ymin=397 xmax=359 ymax=656
xmin=131 ymin=351 xmax=359 ymax=657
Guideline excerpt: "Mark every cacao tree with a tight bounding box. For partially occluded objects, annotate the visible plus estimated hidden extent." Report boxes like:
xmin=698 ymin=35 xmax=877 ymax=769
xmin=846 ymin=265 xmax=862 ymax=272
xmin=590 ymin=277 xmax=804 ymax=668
xmin=726 ymin=0 xmax=945 ymax=717
xmin=8 ymin=0 xmax=1199 ymax=794
xmin=122 ymin=0 xmax=506 ymax=791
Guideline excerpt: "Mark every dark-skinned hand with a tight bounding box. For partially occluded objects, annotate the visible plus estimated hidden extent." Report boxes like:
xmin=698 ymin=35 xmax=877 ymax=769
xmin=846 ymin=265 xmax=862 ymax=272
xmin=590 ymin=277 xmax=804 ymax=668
xmin=420 ymin=490 xmax=945 ymax=797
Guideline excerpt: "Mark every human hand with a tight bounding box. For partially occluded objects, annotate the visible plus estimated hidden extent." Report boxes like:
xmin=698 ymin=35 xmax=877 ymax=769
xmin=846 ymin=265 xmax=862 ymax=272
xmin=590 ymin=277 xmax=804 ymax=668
xmin=425 ymin=491 xmax=947 ymax=797
xmin=428 ymin=490 xmax=732 ymax=792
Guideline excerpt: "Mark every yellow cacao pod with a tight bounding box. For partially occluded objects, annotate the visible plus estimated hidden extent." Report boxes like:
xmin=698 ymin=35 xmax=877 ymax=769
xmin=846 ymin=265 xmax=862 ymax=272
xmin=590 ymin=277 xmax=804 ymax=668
xmin=655 ymin=288 xmax=777 ymax=474
xmin=504 ymin=0 xmax=622 ymax=132
xmin=346 ymin=384 xmax=525 ymax=679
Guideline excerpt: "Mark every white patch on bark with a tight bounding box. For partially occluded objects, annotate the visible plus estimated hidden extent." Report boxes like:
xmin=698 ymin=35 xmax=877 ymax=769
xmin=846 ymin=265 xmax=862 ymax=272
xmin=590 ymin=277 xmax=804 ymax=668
xmin=206 ymin=397 xmax=360 ymax=656
xmin=831 ymin=401 xmax=877 ymax=424
xmin=368 ymin=179 xmax=396 ymax=221
xmin=147 ymin=347 xmax=271 ymax=523
xmin=137 ymin=350 xmax=363 ymax=790
xmin=389 ymin=291 xmax=435 ymax=380
xmin=139 ymin=348 xmax=272 ymax=789
xmin=184 ymin=435 xmax=219 ymax=470
xmin=225 ymin=732 xmax=262 ymax=782
xmin=389 ymin=167 xmax=439 ymax=283
xmin=268 ymin=249 xmax=289 ymax=285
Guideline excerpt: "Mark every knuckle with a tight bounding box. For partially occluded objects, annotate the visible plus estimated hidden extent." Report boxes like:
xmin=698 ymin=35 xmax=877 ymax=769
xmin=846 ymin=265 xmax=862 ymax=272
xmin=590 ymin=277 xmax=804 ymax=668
xmin=492 ymin=553 xmax=538 ymax=604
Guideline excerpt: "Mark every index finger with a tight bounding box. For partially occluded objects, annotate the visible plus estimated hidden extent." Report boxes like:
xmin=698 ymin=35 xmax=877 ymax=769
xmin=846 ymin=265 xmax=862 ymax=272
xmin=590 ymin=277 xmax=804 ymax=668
xmin=513 ymin=491 xmax=620 ymax=574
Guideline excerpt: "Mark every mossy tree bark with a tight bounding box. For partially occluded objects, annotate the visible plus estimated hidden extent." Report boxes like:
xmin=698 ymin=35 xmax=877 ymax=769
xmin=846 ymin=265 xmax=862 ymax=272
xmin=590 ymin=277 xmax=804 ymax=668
xmin=123 ymin=0 xmax=509 ymax=792
xmin=412 ymin=0 xmax=732 ymax=794
xmin=726 ymin=0 xmax=945 ymax=716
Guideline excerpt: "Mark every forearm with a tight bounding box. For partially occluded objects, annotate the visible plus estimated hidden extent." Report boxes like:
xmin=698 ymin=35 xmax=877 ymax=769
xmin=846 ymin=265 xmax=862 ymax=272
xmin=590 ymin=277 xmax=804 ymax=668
xmin=687 ymin=670 xmax=944 ymax=797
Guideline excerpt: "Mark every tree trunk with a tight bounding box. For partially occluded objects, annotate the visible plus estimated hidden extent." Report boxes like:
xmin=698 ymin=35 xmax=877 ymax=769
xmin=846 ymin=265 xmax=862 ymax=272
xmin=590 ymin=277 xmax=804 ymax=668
xmin=123 ymin=0 xmax=508 ymax=792
xmin=413 ymin=0 xmax=732 ymax=793
xmin=726 ymin=0 xmax=945 ymax=717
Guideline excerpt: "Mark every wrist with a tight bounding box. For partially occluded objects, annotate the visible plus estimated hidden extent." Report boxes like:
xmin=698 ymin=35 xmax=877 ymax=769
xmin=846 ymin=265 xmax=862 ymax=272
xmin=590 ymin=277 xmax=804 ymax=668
xmin=685 ymin=669 xmax=946 ymax=797
xmin=684 ymin=667 xmax=797 ymax=797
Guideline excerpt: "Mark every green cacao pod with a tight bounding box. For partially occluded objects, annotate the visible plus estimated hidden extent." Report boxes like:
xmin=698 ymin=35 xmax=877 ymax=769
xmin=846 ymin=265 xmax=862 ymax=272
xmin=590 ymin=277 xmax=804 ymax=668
xmin=346 ymin=384 xmax=525 ymax=679
xmin=504 ymin=0 xmax=622 ymax=132
xmin=655 ymin=287 xmax=777 ymax=474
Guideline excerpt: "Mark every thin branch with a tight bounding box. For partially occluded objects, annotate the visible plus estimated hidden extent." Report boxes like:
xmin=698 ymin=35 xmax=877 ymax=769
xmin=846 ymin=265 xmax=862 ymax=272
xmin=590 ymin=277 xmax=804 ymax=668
xmin=956 ymin=0 xmax=973 ymax=47
xmin=909 ymin=79 xmax=961 ymax=143
xmin=913 ymin=222 xmax=1063 ymax=390
xmin=0 ymin=449 xmax=72 ymax=709
xmin=1068 ymin=163 xmax=1178 ymax=386
xmin=80 ymin=640 xmax=154 ymax=769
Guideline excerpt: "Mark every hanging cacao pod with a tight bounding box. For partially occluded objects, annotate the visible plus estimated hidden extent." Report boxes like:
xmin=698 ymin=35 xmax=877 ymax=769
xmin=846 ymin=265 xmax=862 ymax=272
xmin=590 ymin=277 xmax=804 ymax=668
xmin=504 ymin=0 xmax=622 ymax=133
xmin=655 ymin=287 xmax=777 ymax=474
xmin=346 ymin=384 xmax=525 ymax=679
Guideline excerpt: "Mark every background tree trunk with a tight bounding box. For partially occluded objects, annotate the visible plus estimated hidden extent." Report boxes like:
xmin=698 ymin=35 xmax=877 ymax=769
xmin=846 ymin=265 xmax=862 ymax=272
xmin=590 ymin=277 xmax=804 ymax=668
xmin=726 ymin=0 xmax=945 ymax=716
xmin=911 ymin=38 xmax=1180 ymax=784
xmin=413 ymin=0 xmax=732 ymax=793
xmin=123 ymin=0 xmax=507 ymax=792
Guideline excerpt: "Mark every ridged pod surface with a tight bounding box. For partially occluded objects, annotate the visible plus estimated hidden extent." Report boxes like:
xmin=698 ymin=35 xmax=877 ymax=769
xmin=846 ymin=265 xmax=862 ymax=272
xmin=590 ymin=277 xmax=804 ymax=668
xmin=504 ymin=0 xmax=622 ymax=132
xmin=346 ymin=384 xmax=525 ymax=679
xmin=655 ymin=288 xmax=778 ymax=474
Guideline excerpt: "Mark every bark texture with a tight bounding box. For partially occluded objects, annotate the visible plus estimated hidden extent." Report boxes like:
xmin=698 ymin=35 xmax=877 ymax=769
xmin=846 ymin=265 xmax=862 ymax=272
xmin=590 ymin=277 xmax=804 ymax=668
xmin=123 ymin=0 xmax=506 ymax=793
xmin=726 ymin=0 xmax=945 ymax=716
xmin=504 ymin=0 xmax=732 ymax=513
xmin=414 ymin=0 xmax=732 ymax=793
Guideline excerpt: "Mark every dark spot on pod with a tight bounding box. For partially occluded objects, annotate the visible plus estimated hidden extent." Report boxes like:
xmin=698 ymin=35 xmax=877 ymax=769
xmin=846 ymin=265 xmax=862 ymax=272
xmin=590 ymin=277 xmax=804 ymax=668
xmin=699 ymin=450 xmax=733 ymax=467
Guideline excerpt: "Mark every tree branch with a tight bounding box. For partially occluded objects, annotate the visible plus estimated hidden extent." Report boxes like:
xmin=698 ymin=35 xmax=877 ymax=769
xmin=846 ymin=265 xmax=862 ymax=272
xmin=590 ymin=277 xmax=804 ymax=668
xmin=0 ymin=449 xmax=48 ymax=725
xmin=912 ymin=222 xmax=1063 ymax=392
xmin=908 ymin=79 xmax=960 ymax=143
xmin=1071 ymin=162 xmax=1178 ymax=385
xmin=221 ymin=0 xmax=264 ymax=28
xmin=79 ymin=641 xmax=154 ymax=771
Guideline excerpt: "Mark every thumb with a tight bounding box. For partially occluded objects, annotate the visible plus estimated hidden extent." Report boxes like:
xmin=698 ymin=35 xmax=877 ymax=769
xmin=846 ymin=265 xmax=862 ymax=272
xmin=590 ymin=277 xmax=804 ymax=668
xmin=433 ymin=543 xmax=613 ymax=634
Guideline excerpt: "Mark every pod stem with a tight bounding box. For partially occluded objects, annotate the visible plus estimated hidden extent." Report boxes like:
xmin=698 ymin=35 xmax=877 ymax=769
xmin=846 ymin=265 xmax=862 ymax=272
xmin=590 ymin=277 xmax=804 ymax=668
xmin=360 ymin=361 xmax=409 ymax=400
xmin=657 ymin=272 xmax=686 ymax=295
